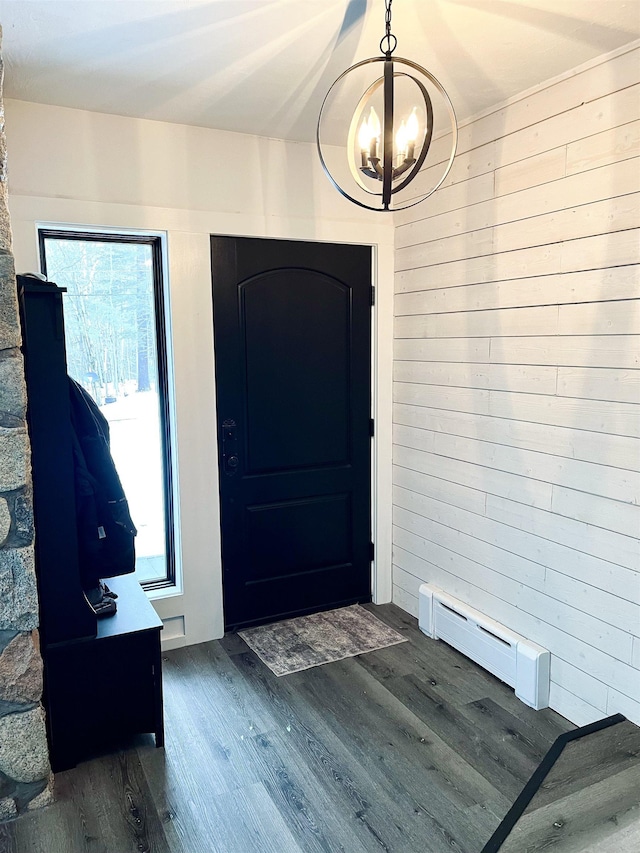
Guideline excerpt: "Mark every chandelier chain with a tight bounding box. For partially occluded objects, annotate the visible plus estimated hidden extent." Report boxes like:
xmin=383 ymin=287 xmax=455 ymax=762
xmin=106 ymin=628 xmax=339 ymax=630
xmin=380 ymin=0 xmax=397 ymax=55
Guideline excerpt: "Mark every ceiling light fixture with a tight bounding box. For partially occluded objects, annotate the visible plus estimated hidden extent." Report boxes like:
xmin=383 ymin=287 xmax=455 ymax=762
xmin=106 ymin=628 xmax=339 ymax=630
xmin=317 ymin=0 xmax=458 ymax=212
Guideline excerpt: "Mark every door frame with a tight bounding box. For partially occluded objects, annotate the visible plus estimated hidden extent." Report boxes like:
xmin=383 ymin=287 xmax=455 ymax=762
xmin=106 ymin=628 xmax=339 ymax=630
xmin=211 ymin=236 xmax=374 ymax=628
xmin=210 ymin=234 xmax=388 ymax=623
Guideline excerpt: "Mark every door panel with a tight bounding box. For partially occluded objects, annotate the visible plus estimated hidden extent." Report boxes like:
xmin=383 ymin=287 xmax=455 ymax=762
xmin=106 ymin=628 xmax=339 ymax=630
xmin=243 ymin=269 xmax=350 ymax=472
xmin=211 ymin=236 xmax=372 ymax=630
xmin=244 ymin=493 xmax=351 ymax=583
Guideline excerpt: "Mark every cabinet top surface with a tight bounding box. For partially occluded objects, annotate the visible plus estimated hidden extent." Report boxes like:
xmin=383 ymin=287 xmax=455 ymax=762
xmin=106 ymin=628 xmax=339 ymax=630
xmin=96 ymin=574 xmax=163 ymax=639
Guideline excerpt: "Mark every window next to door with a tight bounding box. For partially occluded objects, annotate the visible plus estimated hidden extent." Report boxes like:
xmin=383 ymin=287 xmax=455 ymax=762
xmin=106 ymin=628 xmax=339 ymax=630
xmin=39 ymin=229 xmax=178 ymax=593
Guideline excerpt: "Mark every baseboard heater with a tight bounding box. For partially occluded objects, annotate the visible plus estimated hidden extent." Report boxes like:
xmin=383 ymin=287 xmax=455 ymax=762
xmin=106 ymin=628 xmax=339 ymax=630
xmin=418 ymin=583 xmax=550 ymax=710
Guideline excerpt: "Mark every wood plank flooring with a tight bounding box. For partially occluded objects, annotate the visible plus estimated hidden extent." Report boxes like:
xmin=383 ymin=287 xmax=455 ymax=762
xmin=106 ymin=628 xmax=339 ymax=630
xmin=0 ymin=604 xmax=579 ymax=853
xmin=498 ymin=719 xmax=640 ymax=853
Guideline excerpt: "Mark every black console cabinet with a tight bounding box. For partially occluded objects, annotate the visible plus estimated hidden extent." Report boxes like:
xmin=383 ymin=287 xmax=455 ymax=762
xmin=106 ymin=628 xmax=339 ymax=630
xmin=45 ymin=574 xmax=164 ymax=772
xmin=18 ymin=275 xmax=164 ymax=772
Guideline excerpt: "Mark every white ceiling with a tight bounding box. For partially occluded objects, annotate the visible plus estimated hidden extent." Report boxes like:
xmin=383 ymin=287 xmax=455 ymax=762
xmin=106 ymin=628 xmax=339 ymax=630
xmin=0 ymin=0 xmax=638 ymax=144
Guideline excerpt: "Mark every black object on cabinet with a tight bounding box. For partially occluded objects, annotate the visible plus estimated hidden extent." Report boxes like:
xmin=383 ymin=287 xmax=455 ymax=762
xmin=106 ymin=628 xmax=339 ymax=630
xmin=17 ymin=275 xmax=164 ymax=772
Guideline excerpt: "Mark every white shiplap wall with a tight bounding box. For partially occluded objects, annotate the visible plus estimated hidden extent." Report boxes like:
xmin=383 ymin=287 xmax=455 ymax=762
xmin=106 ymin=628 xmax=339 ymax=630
xmin=392 ymin=42 xmax=640 ymax=726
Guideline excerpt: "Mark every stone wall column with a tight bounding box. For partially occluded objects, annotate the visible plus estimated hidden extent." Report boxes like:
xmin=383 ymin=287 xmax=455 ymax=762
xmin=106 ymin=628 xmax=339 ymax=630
xmin=0 ymin=26 xmax=53 ymax=820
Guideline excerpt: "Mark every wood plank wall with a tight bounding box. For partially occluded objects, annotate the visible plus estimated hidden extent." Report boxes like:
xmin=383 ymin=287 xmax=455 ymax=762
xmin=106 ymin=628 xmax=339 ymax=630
xmin=391 ymin=43 xmax=640 ymax=726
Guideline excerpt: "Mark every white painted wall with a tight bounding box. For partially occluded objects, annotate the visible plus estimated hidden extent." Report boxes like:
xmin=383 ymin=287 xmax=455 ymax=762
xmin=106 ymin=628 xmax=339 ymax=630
xmin=5 ymin=99 xmax=395 ymax=649
xmin=392 ymin=42 xmax=640 ymax=726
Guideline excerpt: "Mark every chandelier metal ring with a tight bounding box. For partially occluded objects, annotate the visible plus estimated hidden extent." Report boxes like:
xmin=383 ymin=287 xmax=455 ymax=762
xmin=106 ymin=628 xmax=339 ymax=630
xmin=316 ymin=55 xmax=458 ymax=212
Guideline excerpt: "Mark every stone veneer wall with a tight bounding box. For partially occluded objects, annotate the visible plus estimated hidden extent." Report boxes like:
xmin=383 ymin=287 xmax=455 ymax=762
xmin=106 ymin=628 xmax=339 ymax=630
xmin=0 ymin=29 xmax=52 ymax=820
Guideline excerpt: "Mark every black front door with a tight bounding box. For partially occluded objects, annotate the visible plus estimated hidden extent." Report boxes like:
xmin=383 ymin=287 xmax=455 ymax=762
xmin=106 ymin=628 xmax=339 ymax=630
xmin=211 ymin=236 xmax=372 ymax=630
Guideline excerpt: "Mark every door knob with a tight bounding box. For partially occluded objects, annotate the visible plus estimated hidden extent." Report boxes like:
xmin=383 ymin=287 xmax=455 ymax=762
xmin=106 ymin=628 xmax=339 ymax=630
xmin=222 ymin=419 xmax=239 ymax=476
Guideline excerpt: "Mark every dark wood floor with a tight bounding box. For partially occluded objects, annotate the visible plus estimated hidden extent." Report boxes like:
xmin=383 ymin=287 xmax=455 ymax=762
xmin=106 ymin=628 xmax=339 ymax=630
xmin=0 ymin=604 xmax=577 ymax=853
xmin=500 ymin=719 xmax=640 ymax=853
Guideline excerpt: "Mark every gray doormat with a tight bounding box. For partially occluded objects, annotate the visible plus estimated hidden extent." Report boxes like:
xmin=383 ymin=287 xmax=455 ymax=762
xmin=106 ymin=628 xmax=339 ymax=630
xmin=238 ymin=604 xmax=408 ymax=676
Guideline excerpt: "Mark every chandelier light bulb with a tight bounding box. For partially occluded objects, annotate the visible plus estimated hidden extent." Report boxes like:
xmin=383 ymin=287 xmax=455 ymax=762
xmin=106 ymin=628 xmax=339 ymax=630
xmin=368 ymin=106 xmax=381 ymax=140
xmin=358 ymin=107 xmax=381 ymax=159
xmin=395 ymin=120 xmax=408 ymax=162
xmin=405 ymin=107 xmax=419 ymax=156
xmin=357 ymin=115 xmax=371 ymax=154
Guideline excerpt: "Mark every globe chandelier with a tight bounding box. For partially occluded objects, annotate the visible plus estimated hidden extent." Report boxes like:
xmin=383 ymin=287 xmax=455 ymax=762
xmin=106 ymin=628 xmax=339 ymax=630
xmin=317 ymin=0 xmax=458 ymax=212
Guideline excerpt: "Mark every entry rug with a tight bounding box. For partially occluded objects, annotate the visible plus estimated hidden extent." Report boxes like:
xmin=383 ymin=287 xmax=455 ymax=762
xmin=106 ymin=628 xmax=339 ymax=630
xmin=238 ymin=605 xmax=408 ymax=677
